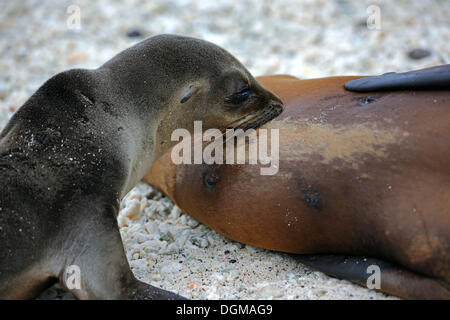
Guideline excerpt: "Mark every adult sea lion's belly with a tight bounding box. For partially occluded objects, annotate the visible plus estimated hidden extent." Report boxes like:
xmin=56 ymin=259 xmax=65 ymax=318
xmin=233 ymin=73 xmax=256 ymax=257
xmin=146 ymin=75 xmax=450 ymax=281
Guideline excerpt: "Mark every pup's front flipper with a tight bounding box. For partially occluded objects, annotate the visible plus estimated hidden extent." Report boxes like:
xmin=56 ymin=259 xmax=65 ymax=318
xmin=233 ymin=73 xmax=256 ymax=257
xmin=0 ymin=186 xmax=185 ymax=300
xmin=294 ymin=255 xmax=450 ymax=299
xmin=344 ymin=64 xmax=450 ymax=91
xmin=56 ymin=199 xmax=186 ymax=300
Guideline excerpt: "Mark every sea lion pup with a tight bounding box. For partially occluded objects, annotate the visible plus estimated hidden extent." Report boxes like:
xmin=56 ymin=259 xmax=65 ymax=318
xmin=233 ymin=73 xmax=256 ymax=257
xmin=0 ymin=34 xmax=283 ymax=299
xmin=144 ymin=65 xmax=450 ymax=299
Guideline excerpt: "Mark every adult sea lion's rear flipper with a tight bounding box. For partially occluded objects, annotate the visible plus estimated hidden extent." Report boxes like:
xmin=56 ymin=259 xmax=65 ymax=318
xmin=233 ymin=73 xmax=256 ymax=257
xmin=344 ymin=64 xmax=450 ymax=92
xmin=294 ymin=255 xmax=450 ymax=300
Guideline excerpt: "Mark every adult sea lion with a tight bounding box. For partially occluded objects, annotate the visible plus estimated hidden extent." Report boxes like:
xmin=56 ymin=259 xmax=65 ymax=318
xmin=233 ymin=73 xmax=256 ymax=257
xmin=0 ymin=34 xmax=283 ymax=299
xmin=144 ymin=65 xmax=450 ymax=299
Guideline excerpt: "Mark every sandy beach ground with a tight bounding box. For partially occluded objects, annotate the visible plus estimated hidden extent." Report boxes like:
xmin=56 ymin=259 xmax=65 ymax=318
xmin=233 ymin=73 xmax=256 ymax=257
xmin=1 ymin=0 xmax=449 ymax=299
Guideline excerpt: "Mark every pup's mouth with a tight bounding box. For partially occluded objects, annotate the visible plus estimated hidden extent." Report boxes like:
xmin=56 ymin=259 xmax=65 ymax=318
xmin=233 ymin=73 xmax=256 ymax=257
xmin=222 ymin=103 xmax=284 ymax=133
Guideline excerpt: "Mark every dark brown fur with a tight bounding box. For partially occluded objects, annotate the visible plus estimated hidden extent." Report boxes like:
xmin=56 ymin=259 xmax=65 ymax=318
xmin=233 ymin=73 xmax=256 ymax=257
xmin=0 ymin=35 xmax=283 ymax=299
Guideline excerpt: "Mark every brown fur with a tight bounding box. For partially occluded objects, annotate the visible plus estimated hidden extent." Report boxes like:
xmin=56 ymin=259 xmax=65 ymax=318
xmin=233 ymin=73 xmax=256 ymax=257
xmin=145 ymin=75 xmax=450 ymax=299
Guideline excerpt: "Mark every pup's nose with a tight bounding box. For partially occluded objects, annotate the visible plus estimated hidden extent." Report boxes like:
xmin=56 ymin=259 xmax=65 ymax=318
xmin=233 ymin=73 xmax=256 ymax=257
xmin=269 ymin=98 xmax=285 ymax=114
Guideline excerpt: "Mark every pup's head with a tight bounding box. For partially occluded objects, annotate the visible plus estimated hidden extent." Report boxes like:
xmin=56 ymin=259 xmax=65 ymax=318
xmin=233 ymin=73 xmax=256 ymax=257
xmin=101 ymin=34 xmax=284 ymax=160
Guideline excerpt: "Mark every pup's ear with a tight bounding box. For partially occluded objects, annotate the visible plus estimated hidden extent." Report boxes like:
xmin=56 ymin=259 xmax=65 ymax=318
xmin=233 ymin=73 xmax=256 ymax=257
xmin=180 ymin=82 xmax=203 ymax=104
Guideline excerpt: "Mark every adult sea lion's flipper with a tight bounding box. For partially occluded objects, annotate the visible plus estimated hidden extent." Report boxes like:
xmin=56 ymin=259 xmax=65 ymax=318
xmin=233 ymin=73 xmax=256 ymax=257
xmin=344 ymin=64 xmax=450 ymax=92
xmin=294 ymin=255 xmax=450 ymax=300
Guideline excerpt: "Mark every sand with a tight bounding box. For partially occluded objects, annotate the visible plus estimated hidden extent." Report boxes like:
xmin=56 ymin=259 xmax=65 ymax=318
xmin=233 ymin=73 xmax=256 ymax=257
xmin=1 ymin=0 xmax=448 ymax=300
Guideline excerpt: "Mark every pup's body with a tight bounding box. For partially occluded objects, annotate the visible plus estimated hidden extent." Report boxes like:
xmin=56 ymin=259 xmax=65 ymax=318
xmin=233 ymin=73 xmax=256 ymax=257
xmin=0 ymin=35 xmax=283 ymax=299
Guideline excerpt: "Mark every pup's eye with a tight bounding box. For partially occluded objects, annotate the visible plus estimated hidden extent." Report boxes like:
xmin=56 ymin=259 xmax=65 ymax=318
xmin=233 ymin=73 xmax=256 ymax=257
xmin=225 ymin=86 xmax=251 ymax=105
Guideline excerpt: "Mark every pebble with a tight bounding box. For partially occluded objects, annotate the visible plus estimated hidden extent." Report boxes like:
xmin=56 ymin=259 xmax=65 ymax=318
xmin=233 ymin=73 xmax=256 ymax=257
xmin=3 ymin=0 xmax=444 ymax=300
xmin=127 ymin=29 xmax=143 ymax=38
xmin=408 ymin=48 xmax=432 ymax=60
xmin=190 ymin=236 xmax=209 ymax=248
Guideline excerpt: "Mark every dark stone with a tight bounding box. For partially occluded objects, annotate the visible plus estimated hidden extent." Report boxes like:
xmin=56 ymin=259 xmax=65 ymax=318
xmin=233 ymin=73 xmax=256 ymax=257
xmin=127 ymin=29 xmax=143 ymax=38
xmin=408 ymin=48 xmax=431 ymax=60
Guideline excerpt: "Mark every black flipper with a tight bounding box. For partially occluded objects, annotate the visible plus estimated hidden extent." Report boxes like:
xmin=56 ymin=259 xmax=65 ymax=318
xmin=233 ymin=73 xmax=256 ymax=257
xmin=294 ymin=254 xmax=450 ymax=299
xmin=345 ymin=64 xmax=450 ymax=92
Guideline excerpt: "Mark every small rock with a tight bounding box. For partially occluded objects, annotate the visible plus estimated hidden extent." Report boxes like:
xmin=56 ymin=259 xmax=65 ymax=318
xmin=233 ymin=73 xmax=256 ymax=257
xmin=150 ymin=273 xmax=162 ymax=281
xmin=121 ymin=198 xmax=141 ymax=219
xmin=317 ymin=289 xmax=328 ymax=296
xmin=408 ymin=48 xmax=431 ymax=60
xmin=190 ymin=236 xmax=209 ymax=248
xmin=159 ymin=232 xmax=173 ymax=242
xmin=140 ymin=198 xmax=149 ymax=212
xmin=132 ymin=252 xmax=140 ymax=260
xmin=160 ymin=261 xmax=183 ymax=274
xmin=165 ymin=242 xmax=181 ymax=254
xmin=186 ymin=216 xmax=200 ymax=228
xmin=169 ymin=206 xmax=182 ymax=220
xmin=127 ymin=29 xmax=143 ymax=38
xmin=144 ymin=189 xmax=157 ymax=199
